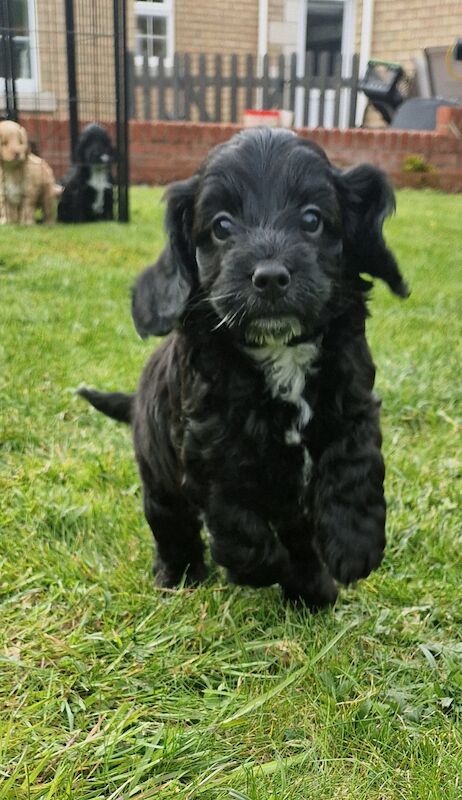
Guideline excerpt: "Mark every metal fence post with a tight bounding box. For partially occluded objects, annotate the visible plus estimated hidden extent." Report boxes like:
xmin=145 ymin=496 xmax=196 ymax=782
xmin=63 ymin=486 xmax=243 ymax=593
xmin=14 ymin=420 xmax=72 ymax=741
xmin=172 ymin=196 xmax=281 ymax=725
xmin=113 ymin=0 xmax=129 ymax=222
xmin=0 ymin=0 xmax=18 ymax=120
xmin=64 ymin=0 xmax=78 ymax=161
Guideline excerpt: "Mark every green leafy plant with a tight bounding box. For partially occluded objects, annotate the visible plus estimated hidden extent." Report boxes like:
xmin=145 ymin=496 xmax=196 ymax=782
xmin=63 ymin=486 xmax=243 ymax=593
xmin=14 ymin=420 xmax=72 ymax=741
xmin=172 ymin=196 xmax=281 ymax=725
xmin=403 ymin=153 xmax=436 ymax=173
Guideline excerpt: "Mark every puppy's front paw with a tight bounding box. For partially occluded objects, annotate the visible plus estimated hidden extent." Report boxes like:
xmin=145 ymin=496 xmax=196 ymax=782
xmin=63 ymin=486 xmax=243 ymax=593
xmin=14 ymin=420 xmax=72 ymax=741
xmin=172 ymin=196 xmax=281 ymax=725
xmin=282 ymin=570 xmax=338 ymax=610
xmin=323 ymin=533 xmax=385 ymax=586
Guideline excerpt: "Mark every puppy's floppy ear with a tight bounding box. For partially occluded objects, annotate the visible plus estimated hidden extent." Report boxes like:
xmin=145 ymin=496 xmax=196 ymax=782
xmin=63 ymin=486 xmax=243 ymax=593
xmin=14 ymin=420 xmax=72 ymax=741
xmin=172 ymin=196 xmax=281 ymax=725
xmin=337 ymin=164 xmax=409 ymax=298
xmin=132 ymin=175 xmax=199 ymax=338
xmin=19 ymin=125 xmax=29 ymax=150
xmin=74 ymin=132 xmax=85 ymax=164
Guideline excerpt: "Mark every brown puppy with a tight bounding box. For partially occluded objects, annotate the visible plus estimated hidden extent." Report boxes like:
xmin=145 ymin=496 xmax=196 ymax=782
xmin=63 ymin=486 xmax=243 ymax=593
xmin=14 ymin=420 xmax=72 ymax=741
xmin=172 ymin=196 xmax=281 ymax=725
xmin=0 ymin=120 xmax=56 ymax=224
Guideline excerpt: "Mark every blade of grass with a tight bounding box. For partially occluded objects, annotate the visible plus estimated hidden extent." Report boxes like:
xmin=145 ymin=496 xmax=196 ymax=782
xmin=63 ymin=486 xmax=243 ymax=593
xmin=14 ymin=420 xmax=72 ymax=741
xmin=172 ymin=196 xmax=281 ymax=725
xmin=219 ymin=618 xmax=360 ymax=727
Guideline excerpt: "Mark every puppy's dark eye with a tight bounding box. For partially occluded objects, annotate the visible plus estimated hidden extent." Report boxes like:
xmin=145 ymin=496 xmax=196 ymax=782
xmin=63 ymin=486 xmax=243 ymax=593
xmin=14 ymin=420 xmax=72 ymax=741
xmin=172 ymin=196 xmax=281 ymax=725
xmin=301 ymin=207 xmax=322 ymax=235
xmin=212 ymin=214 xmax=234 ymax=241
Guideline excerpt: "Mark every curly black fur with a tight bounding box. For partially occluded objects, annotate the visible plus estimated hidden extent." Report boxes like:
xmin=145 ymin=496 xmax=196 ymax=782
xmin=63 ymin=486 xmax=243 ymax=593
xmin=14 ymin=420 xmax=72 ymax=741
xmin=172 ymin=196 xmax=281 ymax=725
xmin=58 ymin=124 xmax=114 ymax=223
xmin=79 ymin=128 xmax=408 ymax=608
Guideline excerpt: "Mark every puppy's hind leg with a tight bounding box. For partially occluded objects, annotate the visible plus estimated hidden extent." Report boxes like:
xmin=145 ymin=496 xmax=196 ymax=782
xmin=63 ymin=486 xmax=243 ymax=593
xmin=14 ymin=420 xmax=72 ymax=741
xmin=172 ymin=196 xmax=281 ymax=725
xmin=143 ymin=487 xmax=208 ymax=588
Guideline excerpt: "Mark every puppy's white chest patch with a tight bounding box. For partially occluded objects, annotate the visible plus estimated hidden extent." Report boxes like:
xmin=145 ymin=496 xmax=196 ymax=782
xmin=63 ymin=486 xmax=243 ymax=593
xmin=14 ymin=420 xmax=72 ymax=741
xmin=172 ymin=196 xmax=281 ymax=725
xmin=88 ymin=166 xmax=111 ymax=214
xmin=3 ymin=171 xmax=25 ymax=207
xmin=246 ymin=341 xmax=319 ymax=446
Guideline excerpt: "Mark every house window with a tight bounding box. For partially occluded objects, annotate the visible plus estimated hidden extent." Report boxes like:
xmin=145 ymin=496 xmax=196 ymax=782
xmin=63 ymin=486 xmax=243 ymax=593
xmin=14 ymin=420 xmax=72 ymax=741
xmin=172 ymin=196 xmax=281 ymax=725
xmin=0 ymin=0 xmax=38 ymax=91
xmin=306 ymin=0 xmax=344 ymax=76
xmin=135 ymin=0 xmax=173 ymax=64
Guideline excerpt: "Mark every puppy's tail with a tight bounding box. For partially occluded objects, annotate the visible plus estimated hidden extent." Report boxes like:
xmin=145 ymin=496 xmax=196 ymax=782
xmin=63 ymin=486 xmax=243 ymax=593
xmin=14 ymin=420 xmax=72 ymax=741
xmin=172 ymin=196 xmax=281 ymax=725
xmin=77 ymin=387 xmax=134 ymax=424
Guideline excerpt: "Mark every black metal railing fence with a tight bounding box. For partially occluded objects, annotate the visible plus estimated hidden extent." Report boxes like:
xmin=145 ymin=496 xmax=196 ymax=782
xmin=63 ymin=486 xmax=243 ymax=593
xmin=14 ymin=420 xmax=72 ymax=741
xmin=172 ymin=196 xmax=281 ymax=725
xmin=1 ymin=0 xmax=129 ymax=221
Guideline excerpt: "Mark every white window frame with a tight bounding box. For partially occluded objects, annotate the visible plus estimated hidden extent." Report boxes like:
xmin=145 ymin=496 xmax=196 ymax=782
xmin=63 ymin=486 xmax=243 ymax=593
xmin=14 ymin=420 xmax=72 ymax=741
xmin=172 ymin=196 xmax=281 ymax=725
xmin=0 ymin=0 xmax=39 ymax=92
xmin=134 ymin=0 xmax=174 ymax=69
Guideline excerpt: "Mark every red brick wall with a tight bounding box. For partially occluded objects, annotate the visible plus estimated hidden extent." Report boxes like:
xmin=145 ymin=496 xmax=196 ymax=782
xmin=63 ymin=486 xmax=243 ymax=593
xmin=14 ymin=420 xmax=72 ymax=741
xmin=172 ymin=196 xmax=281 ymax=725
xmin=21 ymin=109 xmax=462 ymax=192
xmin=128 ymin=108 xmax=462 ymax=191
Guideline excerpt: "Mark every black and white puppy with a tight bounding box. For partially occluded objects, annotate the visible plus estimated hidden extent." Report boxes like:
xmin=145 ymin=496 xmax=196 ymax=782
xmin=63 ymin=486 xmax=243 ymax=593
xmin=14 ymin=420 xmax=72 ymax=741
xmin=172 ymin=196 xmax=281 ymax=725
xmin=79 ymin=128 xmax=408 ymax=609
xmin=58 ymin=123 xmax=114 ymax=223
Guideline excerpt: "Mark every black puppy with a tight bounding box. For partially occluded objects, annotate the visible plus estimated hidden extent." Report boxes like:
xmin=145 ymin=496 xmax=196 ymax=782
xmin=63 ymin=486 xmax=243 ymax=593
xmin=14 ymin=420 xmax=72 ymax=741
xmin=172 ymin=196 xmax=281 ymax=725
xmin=79 ymin=128 xmax=408 ymax=608
xmin=58 ymin=123 xmax=114 ymax=222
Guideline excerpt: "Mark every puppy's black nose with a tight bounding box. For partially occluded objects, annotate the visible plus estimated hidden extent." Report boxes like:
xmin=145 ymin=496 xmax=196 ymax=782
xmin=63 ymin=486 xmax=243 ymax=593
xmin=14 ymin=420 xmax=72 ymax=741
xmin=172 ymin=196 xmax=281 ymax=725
xmin=252 ymin=263 xmax=291 ymax=298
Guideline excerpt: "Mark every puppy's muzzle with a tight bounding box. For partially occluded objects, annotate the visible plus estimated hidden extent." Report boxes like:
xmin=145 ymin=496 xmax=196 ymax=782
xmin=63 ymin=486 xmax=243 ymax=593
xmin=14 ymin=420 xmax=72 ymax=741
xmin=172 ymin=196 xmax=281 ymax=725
xmin=252 ymin=262 xmax=291 ymax=302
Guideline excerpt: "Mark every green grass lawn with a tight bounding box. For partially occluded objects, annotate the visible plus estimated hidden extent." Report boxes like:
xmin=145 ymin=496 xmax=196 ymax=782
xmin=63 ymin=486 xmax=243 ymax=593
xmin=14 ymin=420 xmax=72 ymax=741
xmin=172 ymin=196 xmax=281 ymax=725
xmin=1 ymin=187 xmax=461 ymax=800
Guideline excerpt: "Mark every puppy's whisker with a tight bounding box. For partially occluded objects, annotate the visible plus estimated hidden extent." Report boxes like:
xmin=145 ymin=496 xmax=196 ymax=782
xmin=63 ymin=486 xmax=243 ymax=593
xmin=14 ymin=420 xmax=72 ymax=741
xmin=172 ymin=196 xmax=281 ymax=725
xmin=229 ymin=301 xmax=248 ymax=327
xmin=212 ymin=311 xmax=234 ymax=331
xmin=209 ymin=292 xmax=238 ymax=304
xmin=195 ymin=294 xmax=230 ymax=308
xmin=211 ymin=300 xmax=247 ymax=332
